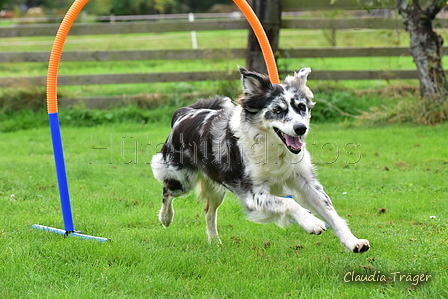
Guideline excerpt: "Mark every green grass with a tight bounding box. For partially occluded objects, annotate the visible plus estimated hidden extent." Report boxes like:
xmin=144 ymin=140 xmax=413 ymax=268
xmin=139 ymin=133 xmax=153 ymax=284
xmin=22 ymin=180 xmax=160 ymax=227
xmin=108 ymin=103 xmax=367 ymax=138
xmin=0 ymin=25 xmax=447 ymax=297
xmin=0 ymin=29 xmax=413 ymax=52
xmin=0 ymin=122 xmax=447 ymax=298
xmin=0 ymin=57 xmax=418 ymax=77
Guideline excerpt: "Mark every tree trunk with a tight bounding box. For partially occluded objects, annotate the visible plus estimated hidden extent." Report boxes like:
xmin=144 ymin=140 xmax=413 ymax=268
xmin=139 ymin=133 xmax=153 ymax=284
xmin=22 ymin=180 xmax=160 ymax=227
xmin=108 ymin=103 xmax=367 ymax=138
xmin=397 ymin=0 xmax=448 ymax=100
xmin=246 ymin=0 xmax=282 ymax=74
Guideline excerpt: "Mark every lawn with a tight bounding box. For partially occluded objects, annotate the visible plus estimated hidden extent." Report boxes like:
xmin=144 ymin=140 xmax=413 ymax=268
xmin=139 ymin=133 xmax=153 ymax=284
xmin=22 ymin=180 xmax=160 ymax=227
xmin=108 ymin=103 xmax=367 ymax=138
xmin=1 ymin=21 xmax=447 ymax=298
xmin=1 ymin=29 xmax=410 ymax=52
xmin=0 ymin=121 xmax=446 ymax=298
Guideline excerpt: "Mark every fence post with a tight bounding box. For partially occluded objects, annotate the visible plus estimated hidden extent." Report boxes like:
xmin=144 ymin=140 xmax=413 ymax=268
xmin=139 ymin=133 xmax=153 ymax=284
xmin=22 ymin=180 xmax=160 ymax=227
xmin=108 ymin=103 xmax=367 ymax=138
xmin=189 ymin=12 xmax=198 ymax=49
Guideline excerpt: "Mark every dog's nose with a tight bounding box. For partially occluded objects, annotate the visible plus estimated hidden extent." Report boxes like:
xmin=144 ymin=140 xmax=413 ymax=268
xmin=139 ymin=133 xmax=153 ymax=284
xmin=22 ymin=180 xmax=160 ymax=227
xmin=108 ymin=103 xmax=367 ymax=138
xmin=293 ymin=124 xmax=307 ymax=136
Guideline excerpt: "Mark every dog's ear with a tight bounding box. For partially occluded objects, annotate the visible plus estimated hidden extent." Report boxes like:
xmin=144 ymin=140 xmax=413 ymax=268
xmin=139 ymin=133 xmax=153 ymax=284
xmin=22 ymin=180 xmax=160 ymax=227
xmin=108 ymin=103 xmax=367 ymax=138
xmin=285 ymin=67 xmax=315 ymax=109
xmin=285 ymin=67 xmax=312 ymax=88
xmin=238 ymin=66 xmax=273 ymax=96
xmin=296 ymin=68 xmax=315 ymax=108
xmin=295 ymin=67 xmax=311 ymax=86
xmin=296 ymin=67 xmax=311 ymax=85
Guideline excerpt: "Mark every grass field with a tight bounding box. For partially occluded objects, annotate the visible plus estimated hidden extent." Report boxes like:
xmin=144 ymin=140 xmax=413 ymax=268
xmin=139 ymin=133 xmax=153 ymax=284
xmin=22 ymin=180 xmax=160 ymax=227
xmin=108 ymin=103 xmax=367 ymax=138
xmin=1 ymin=24 xmax=447 ymax=298
xmin=1 ymin=29 xmax=411 ymax=52
xmin=0 ymin=122 xmax=447 ymax=298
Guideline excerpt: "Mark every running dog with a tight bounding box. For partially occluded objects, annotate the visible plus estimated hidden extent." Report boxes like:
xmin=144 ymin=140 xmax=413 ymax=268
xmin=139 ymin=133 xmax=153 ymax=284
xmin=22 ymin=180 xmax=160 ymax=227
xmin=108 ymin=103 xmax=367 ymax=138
xmin=151 ymin=66 xmax=370 ymax=253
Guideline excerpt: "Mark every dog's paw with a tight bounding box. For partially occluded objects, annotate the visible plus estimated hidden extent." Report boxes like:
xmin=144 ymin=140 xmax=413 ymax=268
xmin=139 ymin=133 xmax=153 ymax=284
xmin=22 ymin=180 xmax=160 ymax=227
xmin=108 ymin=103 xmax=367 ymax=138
xmin=158 ymin=209 xmax=174 ymax=228
xmin=307 ymin=218 xmax=327 ymax=235
xmin=208 ymin=236 xmax=223 ymax=246
xmin=296 ymin=212 xmax=327 ymax=235
xmin=348 ymin=239 xmax=370 ymax=253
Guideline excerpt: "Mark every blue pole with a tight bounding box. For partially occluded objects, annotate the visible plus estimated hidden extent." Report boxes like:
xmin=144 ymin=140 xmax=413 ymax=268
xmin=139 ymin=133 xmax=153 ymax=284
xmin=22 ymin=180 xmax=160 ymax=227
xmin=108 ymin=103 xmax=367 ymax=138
xmin=48 ymin=112 xmax=75 ymax=233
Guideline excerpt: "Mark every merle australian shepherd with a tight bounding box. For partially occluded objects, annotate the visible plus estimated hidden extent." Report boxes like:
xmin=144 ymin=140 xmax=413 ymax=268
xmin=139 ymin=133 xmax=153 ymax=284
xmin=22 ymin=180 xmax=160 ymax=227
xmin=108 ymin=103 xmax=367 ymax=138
xmin=151 ymin=66 xmax=370 ymax=253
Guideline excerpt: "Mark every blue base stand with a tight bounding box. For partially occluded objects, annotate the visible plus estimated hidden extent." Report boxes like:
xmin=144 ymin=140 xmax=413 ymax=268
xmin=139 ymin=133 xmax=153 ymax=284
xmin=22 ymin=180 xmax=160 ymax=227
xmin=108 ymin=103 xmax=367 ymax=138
xmin=32 ymin=224 xmax=108 ymax=242
xmin=32 ymin=113 xmax=108 ymax=242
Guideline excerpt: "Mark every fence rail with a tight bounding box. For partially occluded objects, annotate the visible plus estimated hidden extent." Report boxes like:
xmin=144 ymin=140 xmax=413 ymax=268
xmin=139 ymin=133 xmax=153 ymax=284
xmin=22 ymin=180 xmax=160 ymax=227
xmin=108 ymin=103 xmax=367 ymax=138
xmin=0 ymin=45 xmax=426 ymax=87
xmin=1 ymin=46 xmax=424 ymax=63
xmin=0 ymin=11 xmax=319 ymax=24
xmin=0 ymin=70 xmax=426 ymax=88
xmin=1 ymin=17 xmax=423 ymax=38
xmin=2 ymin=10 xmax=443 ymax=89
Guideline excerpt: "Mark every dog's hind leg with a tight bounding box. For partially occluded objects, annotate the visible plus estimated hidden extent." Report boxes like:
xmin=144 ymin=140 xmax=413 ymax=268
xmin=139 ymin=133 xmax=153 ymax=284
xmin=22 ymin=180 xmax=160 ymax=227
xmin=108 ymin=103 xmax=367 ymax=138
xmin=152 ymin=150 xmax=198 ymax=228
xmin=199 ymin=177 xmax=226 ymax=244
xmin=158 ymin=173 xmax=197 ymax=228
xmin=159 ymin=184 xmax=176 ymax=228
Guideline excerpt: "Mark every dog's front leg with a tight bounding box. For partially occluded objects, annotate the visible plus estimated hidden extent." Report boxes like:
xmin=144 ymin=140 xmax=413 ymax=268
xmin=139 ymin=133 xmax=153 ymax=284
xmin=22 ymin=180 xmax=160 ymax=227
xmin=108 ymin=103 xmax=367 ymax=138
xmin=240 ymin=190 xmax=327 ymax=234
xmin=290 ymin=177 xmax=370 ymax=253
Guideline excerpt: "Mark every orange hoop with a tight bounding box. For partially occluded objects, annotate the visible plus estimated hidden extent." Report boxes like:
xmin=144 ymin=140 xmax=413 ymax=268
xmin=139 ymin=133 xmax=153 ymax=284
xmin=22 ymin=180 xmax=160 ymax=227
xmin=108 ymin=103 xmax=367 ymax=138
xmin=232 ymin=0 xmax=280 ymax=84
xmin=46 ymin=0 xmax=280 ymax=114
xmin=47 ymin=0 xmax=89 ymax=114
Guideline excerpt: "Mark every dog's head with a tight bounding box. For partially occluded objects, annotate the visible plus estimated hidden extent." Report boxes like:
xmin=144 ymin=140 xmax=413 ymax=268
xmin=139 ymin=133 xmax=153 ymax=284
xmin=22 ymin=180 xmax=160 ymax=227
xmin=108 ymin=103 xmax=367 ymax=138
xmin=237 ymin=66 xmax=315 ymax=155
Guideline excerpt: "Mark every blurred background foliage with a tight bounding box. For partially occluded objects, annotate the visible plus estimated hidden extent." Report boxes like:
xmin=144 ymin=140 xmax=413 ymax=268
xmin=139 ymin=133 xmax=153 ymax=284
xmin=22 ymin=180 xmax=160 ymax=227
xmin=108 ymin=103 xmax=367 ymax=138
xmin=1 ymin=0 xmax=236 ymax=15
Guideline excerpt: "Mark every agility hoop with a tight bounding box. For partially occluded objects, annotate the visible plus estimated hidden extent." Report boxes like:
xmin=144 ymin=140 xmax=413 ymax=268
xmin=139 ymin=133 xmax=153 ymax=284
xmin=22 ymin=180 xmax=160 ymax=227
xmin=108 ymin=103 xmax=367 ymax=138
xmin=32 ymin=0 xmax=107 ymax=242
xmin=32 ymin=0 xmax=278 ymax=242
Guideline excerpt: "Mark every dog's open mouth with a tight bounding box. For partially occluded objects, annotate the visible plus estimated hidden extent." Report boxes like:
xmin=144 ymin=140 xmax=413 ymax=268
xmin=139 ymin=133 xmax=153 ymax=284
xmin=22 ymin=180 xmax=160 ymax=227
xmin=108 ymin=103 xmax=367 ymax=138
xmin=274 ymin=128 xmax=303 ymax=154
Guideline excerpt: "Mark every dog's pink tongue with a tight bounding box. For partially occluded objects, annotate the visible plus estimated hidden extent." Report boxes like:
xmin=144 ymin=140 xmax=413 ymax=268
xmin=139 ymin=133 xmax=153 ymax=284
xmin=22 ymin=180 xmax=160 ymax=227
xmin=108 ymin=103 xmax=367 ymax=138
xmin=285 ymin=134 xmax=303 ymax=149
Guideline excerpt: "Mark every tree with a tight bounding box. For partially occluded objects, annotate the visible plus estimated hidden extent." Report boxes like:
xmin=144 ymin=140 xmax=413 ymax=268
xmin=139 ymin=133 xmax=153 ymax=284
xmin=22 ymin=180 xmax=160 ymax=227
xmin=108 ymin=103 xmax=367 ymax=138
xmin=397 ymin=0 xmax=448 ymax=100
xmin=0 ymin=0 xmax=7 ymax=10
xmin=246 ymin=0 xmax=282 ymax=73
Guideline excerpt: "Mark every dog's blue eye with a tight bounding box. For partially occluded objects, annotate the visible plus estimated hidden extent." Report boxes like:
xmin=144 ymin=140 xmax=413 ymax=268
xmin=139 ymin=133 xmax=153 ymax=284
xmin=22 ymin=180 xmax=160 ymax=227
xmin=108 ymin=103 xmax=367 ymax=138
xmin=298 ymin=104 xmax=306 ymax=112
xmin=274 ymin=107 xmax=283 ymax=114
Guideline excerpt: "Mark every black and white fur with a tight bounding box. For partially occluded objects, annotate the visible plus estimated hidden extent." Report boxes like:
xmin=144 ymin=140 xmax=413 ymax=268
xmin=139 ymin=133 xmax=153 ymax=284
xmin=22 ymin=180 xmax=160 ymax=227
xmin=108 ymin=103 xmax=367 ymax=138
xmin=151 ymin=66 xmax=370 ymax=253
